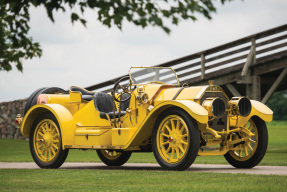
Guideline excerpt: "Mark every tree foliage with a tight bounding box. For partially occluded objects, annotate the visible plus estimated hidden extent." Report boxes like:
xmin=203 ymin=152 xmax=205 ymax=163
xmin=0 ymin=0 xmax=231 ymax=72
xmin=266 ymin=90 xmax=287 ymax=120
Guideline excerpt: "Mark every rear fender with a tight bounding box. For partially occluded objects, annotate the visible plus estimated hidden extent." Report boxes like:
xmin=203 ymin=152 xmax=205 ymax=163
xmin=125 ymin=100 xmax=208 ymax=147
xmin=20 ymin=104 xmax=76 ymax=149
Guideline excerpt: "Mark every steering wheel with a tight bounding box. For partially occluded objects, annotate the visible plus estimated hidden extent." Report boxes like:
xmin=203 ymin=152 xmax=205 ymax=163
xmin=113 ymin=76 xmax=132 ymax=102
xmin=147 ymin=81 xmax=166 ymax=85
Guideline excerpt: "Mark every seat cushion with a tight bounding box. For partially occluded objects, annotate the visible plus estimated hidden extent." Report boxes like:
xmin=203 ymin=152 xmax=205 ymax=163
xmin=93 ymin=92 xmax=114 ymax=113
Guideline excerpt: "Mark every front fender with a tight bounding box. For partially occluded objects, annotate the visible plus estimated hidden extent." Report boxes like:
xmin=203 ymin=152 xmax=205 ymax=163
xmin=236 ymin=100 xmax=273 ymax=127
xmin=125 ymin=100 xmax=208 ymax=148
xmin=20 ymin=104 xmax=76 ymax=149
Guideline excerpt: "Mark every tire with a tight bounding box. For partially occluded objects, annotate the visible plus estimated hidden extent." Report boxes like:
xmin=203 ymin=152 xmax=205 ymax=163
xmin=224 ymin=116 xmax=268 ymax=168
xmin=24 ymin=87 xmax=66 ymax=115
xmin=152 ymin=108 xmax=200 ymax=171
xmin=29 ymin=113 xmax=69 ymax=168
xmin=24 ymin=87 xmax=47 ymax=115
xmin=96 ymin=150 xmax=132 ymax=166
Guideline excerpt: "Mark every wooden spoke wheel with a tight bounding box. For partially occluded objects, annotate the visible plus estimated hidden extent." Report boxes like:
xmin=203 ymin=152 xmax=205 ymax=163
xmin=97 ymin=150 xmax=132 ymax=166
xmin=30 ymin=113 xmax=68 ymax=168
xmin=152 ymin=108 xmax=200 ymax=171
xmin=224 ymin=116 xmax=268 ymax=168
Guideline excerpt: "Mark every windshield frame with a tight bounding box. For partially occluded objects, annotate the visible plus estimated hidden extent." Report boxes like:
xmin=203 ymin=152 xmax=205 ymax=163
xmin=128 ymin=67 xmax=180 ymax=86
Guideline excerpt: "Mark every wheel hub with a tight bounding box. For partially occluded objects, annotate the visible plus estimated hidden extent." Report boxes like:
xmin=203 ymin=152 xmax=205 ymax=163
xmin=42 ymin=133 xmax=53 ymax=148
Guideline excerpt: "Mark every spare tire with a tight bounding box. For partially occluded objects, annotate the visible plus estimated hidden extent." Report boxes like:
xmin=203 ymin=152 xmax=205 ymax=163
xmin=24 ymin=87 xmax=66 ymax=115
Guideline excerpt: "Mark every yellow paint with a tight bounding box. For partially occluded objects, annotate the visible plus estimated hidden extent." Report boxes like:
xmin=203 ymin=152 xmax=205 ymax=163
xmin=112 ymin=128 xmax=137 ymax=146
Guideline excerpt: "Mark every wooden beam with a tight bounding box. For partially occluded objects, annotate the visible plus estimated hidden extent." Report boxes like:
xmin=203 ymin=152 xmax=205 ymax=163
xmin=261 ymin=68 xmax=287 ymax=104
xmin=201 ymin=53 xmax=205 ymax=79
xmin=226 ymin=84 xmax=241 ymax=97
xmin=253 ymin=76 xmax=261 ymax=100
xmin=241 ymin=38 xmax=256 ymax=76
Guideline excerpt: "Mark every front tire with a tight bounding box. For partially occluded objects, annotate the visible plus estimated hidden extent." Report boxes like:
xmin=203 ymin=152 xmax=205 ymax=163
xmin=152 ymin=108 xmax=200 ymax=171
xmin=97 ymin=150 xmax=132 ymax=166
xmin=224 ymin=116 xmax=268 ymax=168
xmin=30 ymin=113 xmax=69 ymax=168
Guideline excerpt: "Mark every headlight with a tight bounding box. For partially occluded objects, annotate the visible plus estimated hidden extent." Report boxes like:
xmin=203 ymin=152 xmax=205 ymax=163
xmin=229 ymin=97 xmax=251 ymax=117
xmin=202 ymin=98 xmax=226 ymax=118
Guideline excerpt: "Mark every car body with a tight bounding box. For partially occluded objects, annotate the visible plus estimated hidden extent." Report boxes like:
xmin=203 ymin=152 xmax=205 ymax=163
xmin=19 ymin=67 xmax=273 ymax=170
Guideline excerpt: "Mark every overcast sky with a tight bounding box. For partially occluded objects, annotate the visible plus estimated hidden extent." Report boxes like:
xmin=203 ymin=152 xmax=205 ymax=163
xmin=1 ymin=0 xmax=287 ymax=102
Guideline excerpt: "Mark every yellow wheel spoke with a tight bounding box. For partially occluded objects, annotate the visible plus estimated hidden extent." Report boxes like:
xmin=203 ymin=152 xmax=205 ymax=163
xmin=249 ymin=139 xmax=256 ymax=144
xmin=179 ymin=125 xmax=184 ymax=133
xmin=161 ymin=133 xmax=169 ymax=138
xmin=165 ymin=125 xmax=172 ymax=133
xmin=52 ymin=144 xmax=59 ymax=150
xmin=247 ymin=143 xmax=253 ymax=152
xmin=179 ymin=145 xmax=185 ymax=153
xmin=170 ymin=120 xmax=175 ymax=131
xmin=181 ymin=134 xmax=188 ymax=138
xmin=239 ymin=150 xmax=243 ymax=157
xmin=171 ymin=148 xmax=175 ymax=160
xmin=162 ymin=141 xmax=169 ymax=146
xmin=166 ymin=146 xmax=171 ymax=153
xmin=176 ymin=120 xmax=180 ymax=131
xmin=180 ymin=140 xmax=188 ymax=146
xmin=244 ymin=146 xmax=249 ymax=156
xmin=175 ymin=148 xmax=180 ymax=159
xmin=51 ymin=148 xmax=56 ymax=156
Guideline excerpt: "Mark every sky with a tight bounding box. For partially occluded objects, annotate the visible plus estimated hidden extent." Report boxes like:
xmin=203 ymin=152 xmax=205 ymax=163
xmin=1 ymin=0 xmax=287 ymax=102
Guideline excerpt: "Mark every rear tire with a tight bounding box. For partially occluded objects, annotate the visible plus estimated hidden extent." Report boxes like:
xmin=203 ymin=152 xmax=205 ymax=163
xmin=97 ymin=150 xmax=132 ymax=166
xmin=30 ymin=113 xmax=69 ymax=168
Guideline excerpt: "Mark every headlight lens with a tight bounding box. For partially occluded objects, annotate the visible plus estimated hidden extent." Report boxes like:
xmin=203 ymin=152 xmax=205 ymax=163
xmin=238 ymin=97 xmax=252 ymax=117
xmin=202 ymin=98 xmax=226 ymax=118
xmin=229 ymin=97 xmax=252 ymax=117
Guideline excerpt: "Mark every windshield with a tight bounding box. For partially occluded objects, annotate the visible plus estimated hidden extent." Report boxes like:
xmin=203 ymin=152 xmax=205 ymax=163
xmin=129 ymin=67 xmax=180 ymax=85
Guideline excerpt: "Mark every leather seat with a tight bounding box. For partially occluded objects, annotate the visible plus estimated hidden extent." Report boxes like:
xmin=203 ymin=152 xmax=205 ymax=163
xmin=93 ymin=92 xmax=126 ymax=119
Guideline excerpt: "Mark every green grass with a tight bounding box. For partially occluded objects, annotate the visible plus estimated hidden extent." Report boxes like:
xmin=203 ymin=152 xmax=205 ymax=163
xmin=0 ymin=121 xmax=286 ymax=165
xmin=0 ymin=169 xmax=286 ymax=192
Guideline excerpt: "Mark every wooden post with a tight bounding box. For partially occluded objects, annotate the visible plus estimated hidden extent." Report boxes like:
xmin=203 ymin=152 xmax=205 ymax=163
xmin=201 ymin=53 xmax=205 ymax=79
xmin=241 ymin=38 xmax=256 ymax=76
xmin=253 ymin=76 xmax=261 ymax=101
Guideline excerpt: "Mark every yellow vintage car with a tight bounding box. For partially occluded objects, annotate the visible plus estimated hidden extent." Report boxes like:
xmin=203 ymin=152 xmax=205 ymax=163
xmin=18 ymin=67 xmax=273 ymax=170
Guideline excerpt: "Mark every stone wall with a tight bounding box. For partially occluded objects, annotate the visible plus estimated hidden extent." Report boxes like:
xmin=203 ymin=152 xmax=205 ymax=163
xmin=0 ymin=99 xmax=27 ymax=140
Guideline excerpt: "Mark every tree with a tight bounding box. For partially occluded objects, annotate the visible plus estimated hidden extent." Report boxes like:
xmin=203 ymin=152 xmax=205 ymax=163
xmin=266 ymin=90 xmax=287 ymax=120
xmin=0 ymin=0 xmax=231 ymax=72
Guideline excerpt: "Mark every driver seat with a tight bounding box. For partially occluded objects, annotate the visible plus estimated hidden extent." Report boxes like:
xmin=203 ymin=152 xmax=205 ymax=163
xmin=93 ymin=92 xmax=126 ymax=119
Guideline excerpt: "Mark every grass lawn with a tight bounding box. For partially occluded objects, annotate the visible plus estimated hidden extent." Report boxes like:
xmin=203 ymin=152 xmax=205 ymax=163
xmin=0 ymin=121 xmax=286 ymax=166
xmin=0 ymin=169 xmax=287 ymax=192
